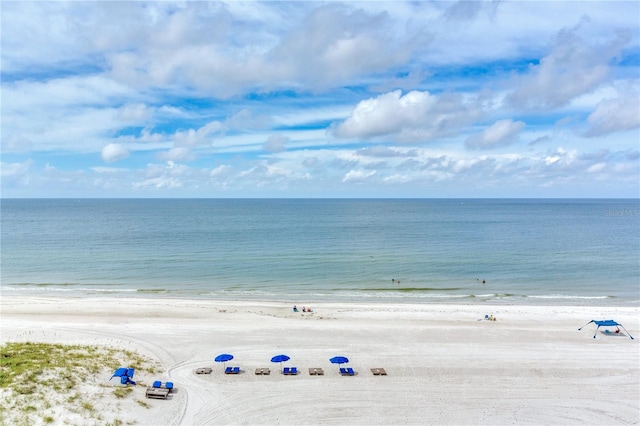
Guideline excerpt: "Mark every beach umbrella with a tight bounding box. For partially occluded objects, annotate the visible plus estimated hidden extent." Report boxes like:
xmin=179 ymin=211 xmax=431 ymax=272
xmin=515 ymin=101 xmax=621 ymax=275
xmin=215 ymin=353 xmax=234 ymax=369
xmin=329 ymin=356 xmax=349 ymax=368
xmin=270 ymin=354 xmax=290 ymax=373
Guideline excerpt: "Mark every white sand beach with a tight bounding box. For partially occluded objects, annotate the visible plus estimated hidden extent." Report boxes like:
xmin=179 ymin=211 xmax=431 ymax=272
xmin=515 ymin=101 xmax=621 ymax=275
xmin=1 ymin=296 xmax=638 ymax=425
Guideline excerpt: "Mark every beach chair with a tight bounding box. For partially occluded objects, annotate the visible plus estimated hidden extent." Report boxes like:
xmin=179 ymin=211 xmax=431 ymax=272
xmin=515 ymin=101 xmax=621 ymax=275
xmin=225 ymin=366 xmax=239 ymax=374
xmin=341 ymin=367 xmax=354 ymax=376
xmin=152 ymin=380 xmax=174 ymax=391
xmin=120 ymin=376 xmax=136 ymax=385
xmin=371 ymin=368 xmax=387 ymax=375
xmin=315 ymin=368 xmax=324 ymax=375
xmin=290 ymin=367 xmax=298 ymax=375
xmin=195 ymin=367 xmax=212 ymax=375
xmin=283 ymin=367 xmax=291 ymax=375
xmin=263 ymin=368 xmax=270 ymax=375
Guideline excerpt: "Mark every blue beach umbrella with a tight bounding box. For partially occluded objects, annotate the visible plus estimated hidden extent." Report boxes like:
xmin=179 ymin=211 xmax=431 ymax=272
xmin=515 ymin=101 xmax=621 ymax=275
xmin=215 ymin=353 xmax=234 ymax=369
xmin=271 ymin=354 xmax=290 ymax=373
xmin=329 ymin=356 xmax=349 ymax=368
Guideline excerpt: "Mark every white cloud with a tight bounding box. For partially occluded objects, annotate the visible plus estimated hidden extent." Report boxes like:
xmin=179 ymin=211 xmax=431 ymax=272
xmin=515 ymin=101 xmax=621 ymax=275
xmin=508 ymin=23 xmax=630 ymax=110
xmin=585 ymin=94 xmax=640 ymax=137
xmin=1 ymin=1 xmax=639 ymax=198
xmin=115 ymin=103 xmax=152 ymax=124
xmin=97 ymin=2 xmax=419 ymax=97
xmin=157 ymin=147 xmax=194 ymax=162
xmin=172 ymin=121 xmax=225 ymax=147
xmin=210 ymin=165 xmax=234 ymax=178
xmin=342 ymin=169 xmax=377 ymax=183
xmin=332 ymin=90 xmax=482 ymax=142
xmin=1 ymin=160 xmax=32 ymax=177
xmin=465 ymin=119 xmax=526 ymax=150
xmin=264 ymin=135 xmax=289 ymax=153
xmin=91 ymin=166 xmax=127 ymax=174
xmin=101 ymin=143 xmax=129 ymax=163
xmin=2 ymin=76 xmax=142 ymax=154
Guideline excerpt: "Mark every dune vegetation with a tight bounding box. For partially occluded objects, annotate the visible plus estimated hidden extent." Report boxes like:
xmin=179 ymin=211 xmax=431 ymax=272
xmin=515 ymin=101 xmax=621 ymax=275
xmin=0 ymin=342 xmax=159 ymax=425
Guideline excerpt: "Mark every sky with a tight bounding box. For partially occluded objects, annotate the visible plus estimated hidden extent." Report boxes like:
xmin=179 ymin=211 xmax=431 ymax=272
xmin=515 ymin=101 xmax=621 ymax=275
xmin=1 ymin=1 xmax=639 ymax=198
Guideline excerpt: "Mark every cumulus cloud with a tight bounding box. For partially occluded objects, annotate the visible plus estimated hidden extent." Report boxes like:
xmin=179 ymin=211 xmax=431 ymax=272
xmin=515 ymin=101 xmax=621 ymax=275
xmin=115 ymin=103 xmax=152 ymax=124
xmin=100 ymin=2 xmax=419 ymax=97
xmin=264 ymin=135 xmax=289 ymax=153
xmin=210 ymin=164 xmax=234 ymax=178
xmin=585 ymin=95 xmax=640 ymax=137
xmin=465 ymin=119 xmax=525 ymax=150
xmin=508 ymin=23 xmax=630 ymax=109
xmin=1 ymin=159 xmax=32 ymax=177
xmin=173 ymin=121 xmax=224 ymax=147
xmin=332 ymin=90 xmax=482 ymax=142
xmin=2 ymin=2 xmax=639 ymax=198
xmin=157 ymin=147 xmax=194 ymax=162
xmin=101 ymin=143 xmax=129 ymax=163
xmin=267 ymin=4 xmax=413 ymax=89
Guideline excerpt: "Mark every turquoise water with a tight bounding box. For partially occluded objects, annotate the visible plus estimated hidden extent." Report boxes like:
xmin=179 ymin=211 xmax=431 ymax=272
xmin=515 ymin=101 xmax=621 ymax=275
xmin=1 ymin=199 xmax=638 ymax=306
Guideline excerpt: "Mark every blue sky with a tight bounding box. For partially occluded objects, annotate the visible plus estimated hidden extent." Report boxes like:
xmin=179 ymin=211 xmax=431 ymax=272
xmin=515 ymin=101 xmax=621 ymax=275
xmin=1 ymin=1 xmax=639 ymax=198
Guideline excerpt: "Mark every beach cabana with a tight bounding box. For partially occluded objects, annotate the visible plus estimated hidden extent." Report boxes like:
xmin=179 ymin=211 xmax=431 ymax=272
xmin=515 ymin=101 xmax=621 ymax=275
xmin=110 ymin=367 xmax=136 ymax=385
xmin=578 ymin=320 xmax=634 ymax=339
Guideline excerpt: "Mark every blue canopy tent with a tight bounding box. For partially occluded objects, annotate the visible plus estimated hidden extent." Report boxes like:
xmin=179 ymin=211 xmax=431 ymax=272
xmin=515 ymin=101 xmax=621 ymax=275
xmin=110 ymin=367 xmax=136 ymax=385
xmin=578 ymin=320 xmax=634 ymax=339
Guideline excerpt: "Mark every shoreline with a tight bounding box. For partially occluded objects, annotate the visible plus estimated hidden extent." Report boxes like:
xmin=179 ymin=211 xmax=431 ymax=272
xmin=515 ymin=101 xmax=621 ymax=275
xmin=2 ymin=286 xmax=638 ymax=308
xmin=2 ymin=295 xmax=639 ymax=425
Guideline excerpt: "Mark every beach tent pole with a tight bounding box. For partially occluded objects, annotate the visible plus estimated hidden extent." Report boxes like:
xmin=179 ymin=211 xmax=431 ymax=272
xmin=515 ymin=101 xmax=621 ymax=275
xmin=578 ymin=320 xmax=594 ymax=331
xmin=594 ymin=324 xmax=600 ymax=339
xmin=619 ymin=324 xmax=635 ymax=340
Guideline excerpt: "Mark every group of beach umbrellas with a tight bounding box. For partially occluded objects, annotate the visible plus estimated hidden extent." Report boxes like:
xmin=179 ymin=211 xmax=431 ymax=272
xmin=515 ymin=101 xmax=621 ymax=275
xmin=214 ymin=353 xmax=349 ymax=372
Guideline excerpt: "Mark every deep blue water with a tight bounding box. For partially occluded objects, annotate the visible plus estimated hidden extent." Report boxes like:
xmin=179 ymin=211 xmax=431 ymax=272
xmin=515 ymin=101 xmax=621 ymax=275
xmin=1 ymin=199 xmax=638 ymax=306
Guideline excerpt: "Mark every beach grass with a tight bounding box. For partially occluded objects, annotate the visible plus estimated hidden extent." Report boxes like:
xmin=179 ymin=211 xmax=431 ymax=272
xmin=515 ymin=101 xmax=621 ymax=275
xmin=0 ymin=342 xmax=159 ymax=425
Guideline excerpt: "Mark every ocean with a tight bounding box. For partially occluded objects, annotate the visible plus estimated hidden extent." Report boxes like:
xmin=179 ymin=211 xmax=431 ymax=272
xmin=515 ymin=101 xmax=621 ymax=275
xmin=1 ymin=199 xmax=638 ymax=306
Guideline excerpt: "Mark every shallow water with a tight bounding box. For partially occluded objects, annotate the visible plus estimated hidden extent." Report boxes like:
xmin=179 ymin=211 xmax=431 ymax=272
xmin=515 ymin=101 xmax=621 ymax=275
xmin=2 ymin=198 xmax=638 ymax=305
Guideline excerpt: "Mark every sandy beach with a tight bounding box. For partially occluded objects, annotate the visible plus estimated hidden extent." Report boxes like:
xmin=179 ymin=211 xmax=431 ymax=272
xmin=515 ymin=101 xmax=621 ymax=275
xmin=1 ymin=296 xmax=638 ymax=425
